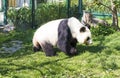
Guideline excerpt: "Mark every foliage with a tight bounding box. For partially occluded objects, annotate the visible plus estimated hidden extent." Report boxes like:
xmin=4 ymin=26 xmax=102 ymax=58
xmin=7 ymin=7 xmax=32 ymax=31
xmin=88 ymin=0 xmax=120 ymax=30
xmin=7 ymin=3 xmax=69 ymax=29
xmin=113 ymin=0 xmax=120 ymax=8
xmin=35 ymin=3 xmax=67 ymax=26
xmin=7 ymin=0 xmax=120 ymax=30
xmin=83 ymin=0 xmax=120 ymax=13
xmin=7 ymin=8 xmax=17 ymax=24
xmin=71 ymin=0 xmax=78 ymax=6
xmin=91 ymin=25 xmax=116 ymax=37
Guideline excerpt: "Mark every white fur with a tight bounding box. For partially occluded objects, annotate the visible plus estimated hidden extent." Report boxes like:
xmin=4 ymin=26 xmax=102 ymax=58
xmin=33 ymin=19 xmax=64 ymax=47
xmin=68 ymin=17 xmax=92 ymax=44
xmin=78 ymin=28 xmax=92 ymax=44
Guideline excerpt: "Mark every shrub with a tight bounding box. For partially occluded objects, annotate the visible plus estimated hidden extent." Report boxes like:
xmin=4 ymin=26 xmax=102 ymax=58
xmin=91 ymin=25 xmax=116 ymax=37
xmin=7 ymin=7 xmax=32 ymax=31
xmin=35 ymin=3 xmax=67 ymax=26
xmin=7 ymin=3 xmax=68 ymax=30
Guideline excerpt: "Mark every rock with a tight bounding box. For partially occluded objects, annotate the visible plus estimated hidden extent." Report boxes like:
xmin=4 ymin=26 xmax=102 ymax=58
xmin=0 ymin=40 xmax=23 ymax=53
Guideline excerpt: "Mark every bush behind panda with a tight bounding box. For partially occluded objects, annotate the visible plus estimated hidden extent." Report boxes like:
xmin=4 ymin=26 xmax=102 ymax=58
xmin=32 ymin=17 xmax=92 ymax=56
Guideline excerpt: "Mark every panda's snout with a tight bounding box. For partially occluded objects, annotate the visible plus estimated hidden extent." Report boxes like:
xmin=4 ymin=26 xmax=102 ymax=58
xmin=89 ymin=39 xmax=92 ymax=44
xmin=85 ymin=39 xmax=92 ymax=45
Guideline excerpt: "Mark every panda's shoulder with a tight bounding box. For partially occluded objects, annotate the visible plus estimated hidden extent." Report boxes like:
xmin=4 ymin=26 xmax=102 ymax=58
xmin=68 ymin=17 xmax=84 ymax=28
xmin=41 ymin=19 xmax=64 ymax=28
xmin=35 ymin=19 xmax=65 ymax=33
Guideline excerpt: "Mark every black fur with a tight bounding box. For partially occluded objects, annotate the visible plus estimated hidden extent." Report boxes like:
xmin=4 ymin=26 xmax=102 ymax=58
xmin=82 ymin=21 xmax=91 ymax=29
xmin=41 ymin=42 xmax=56 ymax=56
xmin=33 ymin=43 xmax=41 ymax=52
xmin=57 ymin=19 xmax=77 ymax=56
xmin=80 ymin=27 xmax=86 ymax=32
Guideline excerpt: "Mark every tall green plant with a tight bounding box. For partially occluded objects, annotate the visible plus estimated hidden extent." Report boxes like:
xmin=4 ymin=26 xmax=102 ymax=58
xmin=7 ymin=7 xmax=32 ymax=31
xmin=7 ymin=3 xmax=79 ymax=30
xmin=35 ymin=3 xmax=67 ymax=26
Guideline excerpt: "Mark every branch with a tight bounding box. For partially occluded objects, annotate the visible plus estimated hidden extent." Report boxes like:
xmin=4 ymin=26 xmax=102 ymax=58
xmin=98 ymin=2 xmax=112 ymax=11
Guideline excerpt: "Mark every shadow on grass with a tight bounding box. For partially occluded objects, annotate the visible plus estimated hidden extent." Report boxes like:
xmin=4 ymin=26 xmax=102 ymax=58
xmin=0 ymin=47 xmax=34 ymax=59
xmin=76 ymin=35 xmax=106 ymax=54
xmin=0 ymin=34 xmax=106 ymax=59
xmin=77 ymin=44 xmax=105 ymax=54
xmin=0 ymin=56 xmax=73 ymax=77
xmin=0 ymin=42 xmax=105 ymax=59
xmin=115 ymin=46 xmax=120 ymax=51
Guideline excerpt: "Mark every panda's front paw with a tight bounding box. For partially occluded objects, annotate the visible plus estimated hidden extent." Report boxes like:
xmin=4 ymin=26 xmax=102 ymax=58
xmin=46 ymin=53 xmax=58 ymax=57
xmin=70 ymin=48 xmax=78 ymax=55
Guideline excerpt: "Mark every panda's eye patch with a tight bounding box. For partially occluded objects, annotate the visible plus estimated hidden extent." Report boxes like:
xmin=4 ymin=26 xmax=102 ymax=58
xmin=86 ymin=37 xmax=90 ymax=41
xmin=80 ymin=27 xmax=86 ymax=32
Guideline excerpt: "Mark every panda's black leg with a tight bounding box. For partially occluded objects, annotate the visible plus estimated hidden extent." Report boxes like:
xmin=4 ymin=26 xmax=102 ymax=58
xmin=33 ymin=44 xmax=41 ymax=52
xmin=58 ymin=43 xmax=77 ymax=56
xmin=69 ymin=47 xmax=77 ymax=55
xmin=57 ymin=39 xmax=78 ymax=56
xmin=41 ymin=43 xmax=56 ymax=57
xmin=69 ymin=39 xmax=78 ymax=55
xmin=70 ymin=39 xmax=77 ymax=48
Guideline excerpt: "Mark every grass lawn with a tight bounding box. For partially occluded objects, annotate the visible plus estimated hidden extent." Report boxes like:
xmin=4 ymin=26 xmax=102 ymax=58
xmin=0 ymin=28 xmax=120 ymax=78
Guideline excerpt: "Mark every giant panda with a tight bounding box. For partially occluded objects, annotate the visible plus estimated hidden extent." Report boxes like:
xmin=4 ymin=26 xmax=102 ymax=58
xmin=32 ymin=17 xmax=92 ymax=56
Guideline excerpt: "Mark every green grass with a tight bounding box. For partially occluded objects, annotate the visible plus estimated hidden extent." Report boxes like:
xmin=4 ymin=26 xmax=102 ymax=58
xmin=0 ymin=29 xmax=120 ymax=78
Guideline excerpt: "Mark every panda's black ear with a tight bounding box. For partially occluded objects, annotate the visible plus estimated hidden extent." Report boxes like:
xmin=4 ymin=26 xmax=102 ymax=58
xmin=80 ymin=27 xmax=86 ymax=32
xmin=85 ymin=23 xmax=91 ymax=29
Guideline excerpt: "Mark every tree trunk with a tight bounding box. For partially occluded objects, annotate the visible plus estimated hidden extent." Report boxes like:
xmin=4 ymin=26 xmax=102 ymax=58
xmin=111 ymin=0 xmax=120 ymax=30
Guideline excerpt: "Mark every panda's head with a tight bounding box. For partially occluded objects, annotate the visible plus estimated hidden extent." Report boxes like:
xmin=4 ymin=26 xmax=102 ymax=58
xmin=68 ymin=17 xmax=92 ymax=45
xmin=76 ymin=26 xmax=92 ymax=45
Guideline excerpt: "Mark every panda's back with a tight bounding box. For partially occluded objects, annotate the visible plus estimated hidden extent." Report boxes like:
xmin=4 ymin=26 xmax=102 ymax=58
xmin=34 ymin=19 xmax=64 ymax=46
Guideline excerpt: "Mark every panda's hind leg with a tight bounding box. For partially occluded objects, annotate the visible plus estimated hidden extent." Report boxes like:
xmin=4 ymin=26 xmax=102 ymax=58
xmin=41 ymin=42 xmax=56 ymax=56
xmin=33 ymin=42 xmax=42 ymax=52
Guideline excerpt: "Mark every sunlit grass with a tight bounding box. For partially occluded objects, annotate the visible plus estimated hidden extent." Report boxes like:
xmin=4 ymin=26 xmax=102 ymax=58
xmin=0 ymin=29 xmax=120 ymax=78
